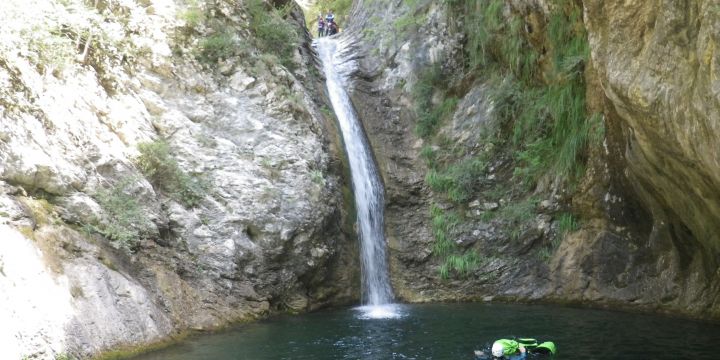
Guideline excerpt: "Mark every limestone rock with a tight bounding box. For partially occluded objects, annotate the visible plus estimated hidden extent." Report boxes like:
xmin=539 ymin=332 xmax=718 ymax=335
xmin=0 ymin=0 xmax=354 ymax=358
xmin=584 ymin=0 xmax=720 ymax=250
xmin=483 ymin=202 xmax=499 ymax=211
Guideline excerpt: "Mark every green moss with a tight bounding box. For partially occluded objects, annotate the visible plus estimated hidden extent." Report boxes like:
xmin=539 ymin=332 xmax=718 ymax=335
xmin=416 ymin=97 xmax=459 ymax=138
xmin=411 ymin=66 xmax=459 ymax=139
xmin=19 ymin=197 xmax=57 ymax=227
xmin=394 ymin=5 xmax=427 ymax=33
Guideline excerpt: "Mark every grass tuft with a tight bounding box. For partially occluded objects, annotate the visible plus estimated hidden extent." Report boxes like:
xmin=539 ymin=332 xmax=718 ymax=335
xmin=445 ymin=0 xmax=598 ymax=188
xmin=430 ymin=204 xmax=480 ymax=278
xmin=557 ymin=212 xmax=579 ymax=235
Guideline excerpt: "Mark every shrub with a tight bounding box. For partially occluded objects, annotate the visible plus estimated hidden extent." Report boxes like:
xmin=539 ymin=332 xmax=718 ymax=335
xmin=310 ymin=170 xmax=326 ymax=185
xmin=498 ymin=197 xmax=538 ymax=225
xmin=197 ymin=32 xmax=235 ymax=64
xmin=26 ymin=26 xmax=76 ymax=76
xmin=136 ymin=140 xmax=208 ymax=207
xmin=84 ymin=178 xmax=152 ymax=254
xmin=178 ymin=1 xmax=205 ymax=32
xmin=247 ymin=0 xmax=299 ymax=70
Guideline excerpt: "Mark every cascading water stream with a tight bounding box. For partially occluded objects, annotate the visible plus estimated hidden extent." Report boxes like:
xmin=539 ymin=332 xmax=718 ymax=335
xmin=315 ymin=38 xmax=399 ymax=319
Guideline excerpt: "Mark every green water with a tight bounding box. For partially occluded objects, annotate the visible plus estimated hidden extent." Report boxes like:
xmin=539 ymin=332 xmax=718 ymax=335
xmin=132 ymin=303 xmax=719 ymax=359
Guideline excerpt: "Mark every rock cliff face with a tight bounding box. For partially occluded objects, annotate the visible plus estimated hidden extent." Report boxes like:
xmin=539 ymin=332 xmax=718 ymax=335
xmin=3 ymin=0 xmax=719 ymax=356
xmin=575 ymin=0 xmax=720 ymax=312
xmin=345 ymin=0 xmax=720 ymax=318
xmin=0 ymin=1 xmax=356 ymax=358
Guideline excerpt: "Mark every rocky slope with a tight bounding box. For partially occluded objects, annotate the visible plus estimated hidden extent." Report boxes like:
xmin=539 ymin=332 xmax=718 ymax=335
xmin=0 ymin=1 xmax=356 ymax=358
xmin=344 ymin=0 xmax=720 ymax=318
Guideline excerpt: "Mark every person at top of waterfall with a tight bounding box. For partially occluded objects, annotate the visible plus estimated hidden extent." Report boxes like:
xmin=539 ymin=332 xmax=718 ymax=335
xmin=317 ymin=13 xmax=325 ymax=37
xmin=325 ymin=9 xmax=335 ymax=25
xmin=327 ymin=20 xmax=339 ymax=35
xmin=474 ymin=339 xmax=526 ymax=360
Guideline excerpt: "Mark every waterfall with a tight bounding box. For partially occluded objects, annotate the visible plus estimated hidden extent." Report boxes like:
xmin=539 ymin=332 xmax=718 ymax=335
xmin=316 ymin=38 xmax=398 ymax=317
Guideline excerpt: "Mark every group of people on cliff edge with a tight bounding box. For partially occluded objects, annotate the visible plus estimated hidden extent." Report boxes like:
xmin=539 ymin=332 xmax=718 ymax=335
xmin=317 ymin=10 xmax=339 ymax=37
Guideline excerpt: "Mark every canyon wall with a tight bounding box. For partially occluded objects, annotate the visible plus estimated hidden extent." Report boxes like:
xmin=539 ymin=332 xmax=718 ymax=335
xmin=0 ymin=1 xmax=356 ymax=358
xmin=345 ymin=0 xmax=720 ymax=318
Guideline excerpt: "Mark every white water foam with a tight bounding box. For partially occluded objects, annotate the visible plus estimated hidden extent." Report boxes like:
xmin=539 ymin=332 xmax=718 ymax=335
xmin=354 ymin=304 xmax=404 ymax=320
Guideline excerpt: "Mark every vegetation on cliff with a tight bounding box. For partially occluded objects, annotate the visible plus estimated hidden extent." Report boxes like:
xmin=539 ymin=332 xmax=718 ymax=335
xmin=136 ymin=140 xmax=210 ymax=208
xmin=407 ymin=0 xmax=601 ymax=277
xmin=303 ymin=0 xmax=353 ymax=35
xmin=176 ymin=0 xmax=300 ymax=70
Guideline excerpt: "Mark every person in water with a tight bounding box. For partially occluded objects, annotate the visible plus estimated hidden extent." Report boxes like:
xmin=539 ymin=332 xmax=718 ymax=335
xmin=491 ymin=339 xmax=526 ymax=359
xmin=475 ymin=338 xmax=556 ymax=359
